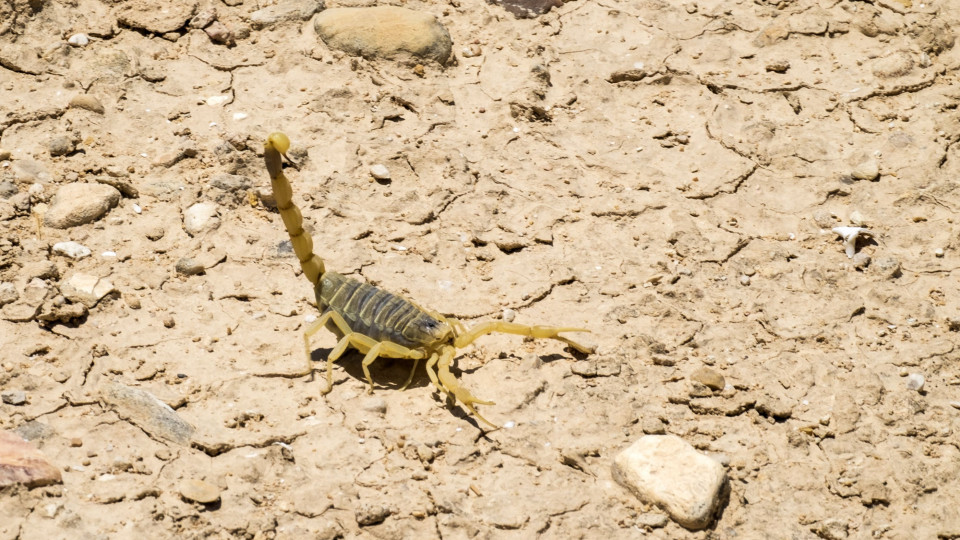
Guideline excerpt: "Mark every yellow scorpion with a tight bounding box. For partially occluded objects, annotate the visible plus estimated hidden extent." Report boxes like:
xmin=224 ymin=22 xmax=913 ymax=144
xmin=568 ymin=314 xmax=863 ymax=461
xmin=264 ymin=132 xmax=593 ymax=427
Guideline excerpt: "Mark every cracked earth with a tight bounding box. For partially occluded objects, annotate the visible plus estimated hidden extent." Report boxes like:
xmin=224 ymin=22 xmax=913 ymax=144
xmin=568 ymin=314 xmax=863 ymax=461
xmin=3 ymin=0 xmax=960 ymax=538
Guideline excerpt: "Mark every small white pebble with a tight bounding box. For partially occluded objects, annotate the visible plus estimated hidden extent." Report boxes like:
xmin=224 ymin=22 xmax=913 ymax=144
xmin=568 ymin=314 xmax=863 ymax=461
xmin=132 ymin=204 xmax=142 ymax=214
xmin=209 ymin=122 xmax=217 ymax=127
xmin=232 ymin=112 xmax=248 ymax=121
xmin=140 ymin=153 xmax=148 ymax=158
xmin=935 ymin=248 xmax=944 ymax=258
xmin=68 ymin=33 xmax=89 ymax=47
xmin=206 ymin=95 xmax=231 ymax=106
xmin=906 ymin=373 xmax=925 ymax=392
xmin=502 ymin=308 xmax=516 ymax=322
xmin=739 ymin=275 xmax=751 ymax=286
xmin=392 ymin=244 xmax=407 ymax=251
xmin=512 ymin=127 xmax=520 ymax=133
xmin=251 ymin=311 xmax=266 ymax=320
xmin=101 ymin=251 xmax=117 ymax=257
xmin=503 ymin=421 xmax=516 ymax=429
xmin=304 ymin=314 xmax=317 ymax=323
xmin=370 ymin=164 xmax=390 ymax=180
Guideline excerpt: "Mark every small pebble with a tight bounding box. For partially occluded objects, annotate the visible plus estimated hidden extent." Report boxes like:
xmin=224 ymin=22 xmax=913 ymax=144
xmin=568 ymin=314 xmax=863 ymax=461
xmin=906 ymin=373 xmax=924 ymax=392
xmin=691 ymin=367 xmax=725 ymax=391
xmin=163 ymin=316 xmax=176 ymax=328
xmin=1 ymin=390 xmax=27 ymax=405
xmin=68 ymin=95 xmax=105 ymax=114
xmin=179 ymin=479 xmax=221 ymax=504
xmin=52 ymin=241 xmax=92 ymax=260
xmin=849 ymin=210 xmax=865 ymax=227
xmin=738 ymin=275 xmax=751 ymax=286
xmin=132 ymin=204 xmax=142 ymax=214
xmin=502 ymin=308 xmax=516 ymax=322
xmin=67 ymin=33 xmax=89 ymax=47
xmin=175 ymin=257 xmax=205 ymax=276
xmin=70 ymin=438 xmax=83 ymax=447
xmin=370 ymin=164 xmax=390 ymax=181
xmin=935 ymin=248 xmax=944 ymax=258
xmin=852 ymin=252 xmax=871 ymax=270
xmin=206 ymin=95 xmax=231 ymax=106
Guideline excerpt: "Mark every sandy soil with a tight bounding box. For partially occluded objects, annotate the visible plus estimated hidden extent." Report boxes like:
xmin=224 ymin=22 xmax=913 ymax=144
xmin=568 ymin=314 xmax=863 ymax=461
xmin=2 ymin=0 xmax=960 ymax=538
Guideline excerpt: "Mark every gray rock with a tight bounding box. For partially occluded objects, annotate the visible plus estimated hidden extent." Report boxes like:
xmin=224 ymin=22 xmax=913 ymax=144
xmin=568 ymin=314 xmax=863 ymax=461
xmin=176 ymin=257 xmax=204 ymax=276
xmin=812 ymin=210 xmax=835 ymax=229
xmin=873 ymin=256 xmax=901 ymax=279
xmin=636 ymin=512 xmax=669 ymax=529
xmin=210 ymin=173 xmax=253 ymax=193
xmin=852 ymin=252 xmax=871 ymax=270
xmin=183 ymin=202 xmax=220 ymax=236
xmin=0 ymin=283 xmax=17 ymax=307
xmin=490 ymin=0 xmax=562 ymax=18
xmin=52 ymin=241 xmax=92 ymax=260
xmin=100 ymin=381 xmax=195 ymax=445
xmin=60 ymin=273 xmax=116 ymax=308
xmin=48 ymin=135 xmax=77 ymax=157
xmin=0 ymin=181 xmax=17 ymax=199
xmin=355 ymin=501 xmax=393 ymax=526
xmin=0 ymin=430 xmax=62 ymax=488
xmin=14 ymin=421 xmax=55 ymax=442
xmin=250 ymin=0 xmax=324 ymax=29
xmin=314 ymin=6 xmax=453 ymax=65
xmin=612 ymin=435 xmax=726 ymax=530
xmin=12 ymin=160 xmax=51 ymax=183
xmin=1 ymin=390 xmax=26 ymax=405
xmin=45 ymin=183 xmax=121 ymax=229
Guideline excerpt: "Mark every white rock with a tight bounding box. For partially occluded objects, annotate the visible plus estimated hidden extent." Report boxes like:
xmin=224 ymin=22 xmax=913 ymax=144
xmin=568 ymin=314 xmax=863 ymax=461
xmin=52 ymin=241 xmax=92 ymax=260
xmin=68 ymin=33 xmax=90 ymax=47
xmin=61 ymin=273 xmax=116 ymax=308
xmin=206 ymin=95 xmax=231 ymax=106
xmin=831 ymin=227 xmax=872 ymax=258
xmin=612 ymin=435 xmax=726 ymax=530
xmin=370 ymin=164 xmax=390 ymax=180
xmin=906 ymin=373 xmax=925 ymax=392
xmin=183 ymin=202 xmax=220 ymax=236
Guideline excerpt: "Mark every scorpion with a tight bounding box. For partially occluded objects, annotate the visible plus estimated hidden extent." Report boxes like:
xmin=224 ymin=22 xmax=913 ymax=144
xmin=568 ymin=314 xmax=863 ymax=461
xmin=263 ymin=132 xmax=594 ymax=427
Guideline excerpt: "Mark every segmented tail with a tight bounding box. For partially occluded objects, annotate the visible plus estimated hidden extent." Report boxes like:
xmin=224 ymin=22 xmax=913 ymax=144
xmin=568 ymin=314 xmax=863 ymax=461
xmin=264 ymin=132 xmax=325 ymax=286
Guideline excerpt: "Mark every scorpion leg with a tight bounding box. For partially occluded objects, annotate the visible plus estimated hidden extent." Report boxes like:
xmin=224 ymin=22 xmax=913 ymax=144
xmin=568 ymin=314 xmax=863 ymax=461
xmin=454 ymin=321 xmax=595 ymax=354
xmin=436 ymin=345 xmax=497 ymax=428
xmin=398 ymin=357 xmax=420 ymax=391
xmin=301 ymin=309 xmax=357 ymax=394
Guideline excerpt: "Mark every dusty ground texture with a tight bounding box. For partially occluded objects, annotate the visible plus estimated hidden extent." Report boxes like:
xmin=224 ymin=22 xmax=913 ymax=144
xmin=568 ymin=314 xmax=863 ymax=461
xmin=2 ymin=0 xmax=960 ymax=538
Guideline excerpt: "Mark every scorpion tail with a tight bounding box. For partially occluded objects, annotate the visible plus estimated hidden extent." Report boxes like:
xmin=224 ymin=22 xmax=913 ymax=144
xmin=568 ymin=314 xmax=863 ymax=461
xmin=264 ymin=132 xmax=326 ymax=287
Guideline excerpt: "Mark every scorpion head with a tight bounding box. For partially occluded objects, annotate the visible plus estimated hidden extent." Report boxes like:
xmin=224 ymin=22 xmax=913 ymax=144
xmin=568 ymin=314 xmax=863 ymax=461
xmin=404 ymin=313 xmax=453 ymax=346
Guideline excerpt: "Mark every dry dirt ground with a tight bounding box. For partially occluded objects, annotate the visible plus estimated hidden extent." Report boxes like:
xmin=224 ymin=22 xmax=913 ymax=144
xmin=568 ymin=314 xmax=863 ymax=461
xmin=2 ymin=0 xmax=960 ymax=538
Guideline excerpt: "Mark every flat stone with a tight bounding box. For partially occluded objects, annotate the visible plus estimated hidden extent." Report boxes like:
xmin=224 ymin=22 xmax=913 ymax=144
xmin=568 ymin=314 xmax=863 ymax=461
xmin=48 ymin=135 xmax=77 ymax=157
xmin=179 ymin=479 xmax=221 ymax=503
xmin=52 ymin=241 xmax=92 ymax=260
xmin=116 ymin=0 xmax=198 ymax=34
xmin=0 ymin=282 xmax=17 ymax=307
xmin=183 ymin=202 xmax=220 ymax=236
xmin=0 ymin=430 xmax=62 ymax=488
xmin=100 ymin=380 xmax=195 ymax=445
xmin=369 ymin=164 xmax=390 ymax=181
xmin=175 ymin=257 xmax=204 ymax=276
xmin=612 ymin=435 xmax=726 ymax=530
xmin=250 ymin=0 xmax=324 ymax=29
xmin=210 ymin=173 xmax=253 ymax=193
xmin=690 ymin=367 xmax=725 ymax=391
xmin=12 ymin=160 xmax=52 ymax=183
xmin=314 ymin=6 xmax=453 ymax=65
xmin=45 ymin=183 xmax=121 ymax=229
xmin=61 ymin=273 xmax=116 ymax=308
xmin=68 ymin=94 xmax=105 ymax=114
xmin=489 ymin=0 xmax=563 ymax=18
xmin=1 ymin=390 xmax=26 ymax=405
xmin=872 ymin=51 xmax=913 ymax=79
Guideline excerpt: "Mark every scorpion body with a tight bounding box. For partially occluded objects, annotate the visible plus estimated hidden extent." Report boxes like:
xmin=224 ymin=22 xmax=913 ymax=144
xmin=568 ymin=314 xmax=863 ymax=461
xmin=264 ymin=132 xmax=593 ymax=427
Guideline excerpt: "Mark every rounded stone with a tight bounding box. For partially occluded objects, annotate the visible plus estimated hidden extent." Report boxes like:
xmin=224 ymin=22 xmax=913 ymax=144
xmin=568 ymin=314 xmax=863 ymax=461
xmin=44 ymin=184 xmax=121 ymax=229
xmin=314 ymin=6 xmax=453 ymax=65
xmin=179 ymin=479 xmax=221 ymax=504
